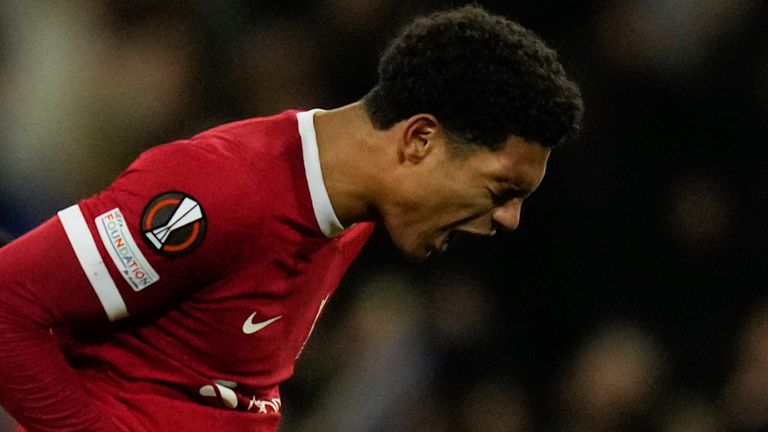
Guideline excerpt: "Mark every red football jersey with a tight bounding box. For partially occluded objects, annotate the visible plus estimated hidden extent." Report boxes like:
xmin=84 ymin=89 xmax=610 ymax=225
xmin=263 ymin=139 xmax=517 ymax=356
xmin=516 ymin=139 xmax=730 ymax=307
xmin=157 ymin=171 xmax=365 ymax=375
xmin=0 ymin=110 xmax=374 ymax=431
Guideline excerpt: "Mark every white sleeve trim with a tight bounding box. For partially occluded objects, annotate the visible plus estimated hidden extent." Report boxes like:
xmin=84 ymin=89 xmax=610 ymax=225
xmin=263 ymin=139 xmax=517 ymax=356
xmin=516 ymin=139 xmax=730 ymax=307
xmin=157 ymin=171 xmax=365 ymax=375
xmin=297 ymin=109 xmax=346 ymax=238
xmin=58 ymin=204 xmax=129 ymax=322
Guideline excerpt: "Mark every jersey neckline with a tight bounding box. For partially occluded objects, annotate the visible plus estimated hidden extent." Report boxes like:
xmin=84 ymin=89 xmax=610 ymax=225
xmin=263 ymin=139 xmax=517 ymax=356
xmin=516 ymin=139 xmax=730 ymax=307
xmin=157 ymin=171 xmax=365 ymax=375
xmin=296 ymin=109 xmax=346 ymax=238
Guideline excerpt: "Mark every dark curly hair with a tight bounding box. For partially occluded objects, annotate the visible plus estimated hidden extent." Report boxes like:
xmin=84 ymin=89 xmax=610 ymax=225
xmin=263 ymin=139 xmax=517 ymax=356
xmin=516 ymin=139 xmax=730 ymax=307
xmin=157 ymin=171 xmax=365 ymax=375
xmin=363 ymin=5 xmax=583 ymax=150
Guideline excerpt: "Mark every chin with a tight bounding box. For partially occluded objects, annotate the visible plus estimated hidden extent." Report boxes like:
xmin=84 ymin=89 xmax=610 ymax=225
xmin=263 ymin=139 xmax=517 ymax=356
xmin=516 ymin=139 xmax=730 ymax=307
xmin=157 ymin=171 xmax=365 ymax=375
xmin=401 ymin=248 xmax=432 ymax=262
xmin=389 ymin=235 xmax=432 ymax=262
xmin=400 ymin=238 xmax=435 ymax=262
xmin=382 ymin=222 xmax=434 ymax=262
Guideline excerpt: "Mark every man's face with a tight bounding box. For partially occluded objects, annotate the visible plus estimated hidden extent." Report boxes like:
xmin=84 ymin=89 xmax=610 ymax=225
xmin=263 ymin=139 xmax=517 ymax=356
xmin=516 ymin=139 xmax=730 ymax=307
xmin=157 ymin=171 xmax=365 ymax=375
xmin=382 ymin=133 xmax=551 ymax=261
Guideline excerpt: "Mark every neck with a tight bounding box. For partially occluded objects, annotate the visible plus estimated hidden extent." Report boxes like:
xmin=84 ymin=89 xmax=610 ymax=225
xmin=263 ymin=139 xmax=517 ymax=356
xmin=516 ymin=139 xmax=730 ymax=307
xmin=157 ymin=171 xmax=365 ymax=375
xmin=312 ymin=101 xmax=383 ymax=226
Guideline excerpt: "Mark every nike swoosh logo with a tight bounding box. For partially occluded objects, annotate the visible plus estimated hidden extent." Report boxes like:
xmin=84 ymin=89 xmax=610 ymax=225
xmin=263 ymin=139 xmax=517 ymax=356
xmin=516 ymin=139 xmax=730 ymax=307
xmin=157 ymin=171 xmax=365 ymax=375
xmin=242 ymin=312 xmax=282 ymax=335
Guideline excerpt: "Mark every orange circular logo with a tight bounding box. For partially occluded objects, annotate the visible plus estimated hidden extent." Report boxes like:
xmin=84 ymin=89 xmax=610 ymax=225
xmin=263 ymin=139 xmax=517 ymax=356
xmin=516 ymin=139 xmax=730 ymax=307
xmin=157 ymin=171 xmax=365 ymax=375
xmin=141 ymin=192 xmax=206 ymax=257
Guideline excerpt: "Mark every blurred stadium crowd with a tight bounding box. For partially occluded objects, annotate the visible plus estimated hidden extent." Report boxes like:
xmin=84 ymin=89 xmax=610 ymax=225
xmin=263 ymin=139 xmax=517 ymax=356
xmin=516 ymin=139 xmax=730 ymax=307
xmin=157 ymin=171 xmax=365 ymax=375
xmin=1 ymin=1 xmax=768 ymax=431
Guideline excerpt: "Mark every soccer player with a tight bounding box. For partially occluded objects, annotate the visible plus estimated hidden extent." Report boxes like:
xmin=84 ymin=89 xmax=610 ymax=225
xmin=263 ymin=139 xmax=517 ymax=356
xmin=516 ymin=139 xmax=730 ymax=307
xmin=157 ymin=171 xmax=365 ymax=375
xmin=0 ymin=5 xmax=582 ymax=432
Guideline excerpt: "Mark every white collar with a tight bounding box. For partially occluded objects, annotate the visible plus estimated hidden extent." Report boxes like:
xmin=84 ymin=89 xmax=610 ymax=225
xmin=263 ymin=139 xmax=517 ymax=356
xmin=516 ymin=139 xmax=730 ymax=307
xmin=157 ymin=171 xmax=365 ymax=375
xmin=296 ymin=109 xmax=345 ymax=238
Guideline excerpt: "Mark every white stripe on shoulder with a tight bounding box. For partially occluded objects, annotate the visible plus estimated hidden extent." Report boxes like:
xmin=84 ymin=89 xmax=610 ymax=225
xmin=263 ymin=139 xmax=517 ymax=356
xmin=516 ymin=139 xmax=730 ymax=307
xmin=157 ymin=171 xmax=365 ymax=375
xmin=58 ymin=204 xmax=128 ymax=322
xmin=297 ymin=109 xmax=345 ymax=238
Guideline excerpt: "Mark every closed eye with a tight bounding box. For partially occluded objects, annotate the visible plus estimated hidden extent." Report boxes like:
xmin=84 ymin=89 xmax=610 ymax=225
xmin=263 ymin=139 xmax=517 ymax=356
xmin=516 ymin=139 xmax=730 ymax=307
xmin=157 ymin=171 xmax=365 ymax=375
xmin=490 ymin=188 xmax=527 ymax=205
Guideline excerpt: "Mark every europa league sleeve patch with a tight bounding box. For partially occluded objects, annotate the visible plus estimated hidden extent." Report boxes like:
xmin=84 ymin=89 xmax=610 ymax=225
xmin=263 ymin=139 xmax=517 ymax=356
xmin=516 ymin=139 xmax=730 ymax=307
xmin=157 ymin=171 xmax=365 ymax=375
xmin=141 ymin=192 xmax=206 ymax=257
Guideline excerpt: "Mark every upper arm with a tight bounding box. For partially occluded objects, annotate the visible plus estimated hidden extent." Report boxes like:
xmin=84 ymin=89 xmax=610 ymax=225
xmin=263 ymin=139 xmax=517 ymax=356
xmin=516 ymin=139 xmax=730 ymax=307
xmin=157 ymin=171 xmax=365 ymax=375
xmin=0 ymin=136 xmax=262 ymax=328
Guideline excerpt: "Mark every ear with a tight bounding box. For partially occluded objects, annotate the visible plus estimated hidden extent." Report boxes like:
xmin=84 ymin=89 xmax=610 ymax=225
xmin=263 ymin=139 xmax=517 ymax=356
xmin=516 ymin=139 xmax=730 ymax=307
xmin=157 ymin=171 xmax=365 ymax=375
xmin=398 ymin=114 xmax=440 ymax=164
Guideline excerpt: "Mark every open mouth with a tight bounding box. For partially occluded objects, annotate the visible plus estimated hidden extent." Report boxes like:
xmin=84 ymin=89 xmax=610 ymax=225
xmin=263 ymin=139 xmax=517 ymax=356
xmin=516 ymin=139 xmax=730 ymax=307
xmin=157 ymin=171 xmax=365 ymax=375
xmin=436 ymin=230 xmax=459 ymax=253
xmin=433 ymin=228 xmax=492 ymax=254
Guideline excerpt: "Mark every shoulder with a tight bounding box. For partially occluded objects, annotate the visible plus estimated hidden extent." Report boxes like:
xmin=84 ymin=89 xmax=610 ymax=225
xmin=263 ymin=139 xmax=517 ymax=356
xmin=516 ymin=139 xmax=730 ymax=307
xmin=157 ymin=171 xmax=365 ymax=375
xmin=123 ymin=110 xmax=303 ymax=187
xmin=190 ymin=110 xmax=302 ymax=160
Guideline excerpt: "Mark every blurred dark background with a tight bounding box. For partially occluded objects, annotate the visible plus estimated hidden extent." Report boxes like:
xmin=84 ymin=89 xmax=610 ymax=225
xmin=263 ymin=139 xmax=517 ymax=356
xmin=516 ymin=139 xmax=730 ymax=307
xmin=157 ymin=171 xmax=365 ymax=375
xmin=1 ymin=1 xmax=767 ymax=431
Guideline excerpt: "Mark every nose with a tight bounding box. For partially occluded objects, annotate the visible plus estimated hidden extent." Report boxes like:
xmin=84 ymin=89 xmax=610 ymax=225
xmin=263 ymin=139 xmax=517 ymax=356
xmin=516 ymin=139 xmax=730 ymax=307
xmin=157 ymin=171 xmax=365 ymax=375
xmin=492 ymin=199 xmax=522 ymax=232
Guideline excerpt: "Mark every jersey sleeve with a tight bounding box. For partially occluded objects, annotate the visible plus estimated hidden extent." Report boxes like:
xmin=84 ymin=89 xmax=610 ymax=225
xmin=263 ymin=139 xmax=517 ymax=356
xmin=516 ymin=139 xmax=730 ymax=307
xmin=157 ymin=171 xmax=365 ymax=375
xmin=71 ymin=135 xmax=263 ymax=321
xmin=0 ymin=134 xmax=264 ymax=430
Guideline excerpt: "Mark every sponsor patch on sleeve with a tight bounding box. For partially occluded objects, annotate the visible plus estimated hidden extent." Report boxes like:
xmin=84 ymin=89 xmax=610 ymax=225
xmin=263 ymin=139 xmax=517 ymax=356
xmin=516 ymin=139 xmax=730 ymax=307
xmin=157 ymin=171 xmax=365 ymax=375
xmin=95 ymin=208 xmax=160 ymax=291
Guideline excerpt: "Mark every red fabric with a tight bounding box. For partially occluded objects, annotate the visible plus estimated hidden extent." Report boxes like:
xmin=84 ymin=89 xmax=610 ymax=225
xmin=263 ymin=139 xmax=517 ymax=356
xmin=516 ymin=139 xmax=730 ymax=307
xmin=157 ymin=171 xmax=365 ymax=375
xmin=0 ymin=219 xmax=120 ymax=431
xmin=0 ymin=111 xmax=373 ymax=431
